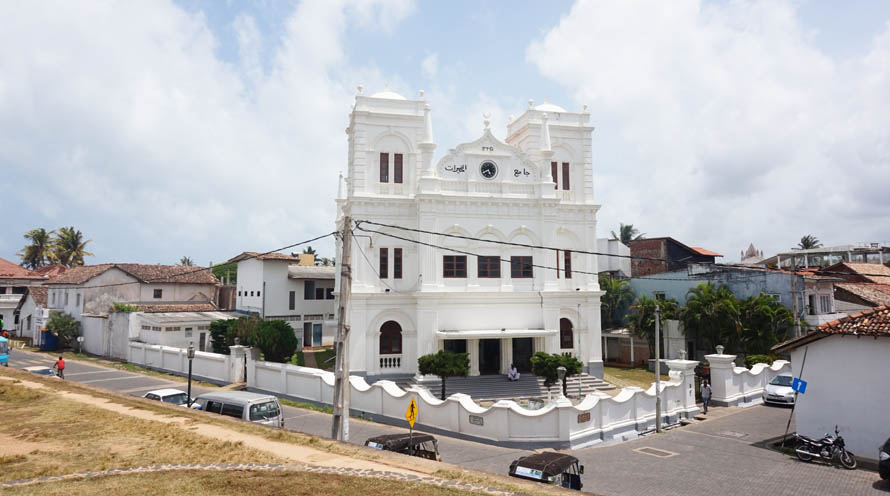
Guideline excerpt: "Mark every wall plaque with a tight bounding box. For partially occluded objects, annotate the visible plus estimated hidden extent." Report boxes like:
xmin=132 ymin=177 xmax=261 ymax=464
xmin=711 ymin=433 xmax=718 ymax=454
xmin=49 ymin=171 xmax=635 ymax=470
xmin=468 ymin=415 xmax=484 ymax=426
xmin=577 ymin=412 xmax=591 ymax=424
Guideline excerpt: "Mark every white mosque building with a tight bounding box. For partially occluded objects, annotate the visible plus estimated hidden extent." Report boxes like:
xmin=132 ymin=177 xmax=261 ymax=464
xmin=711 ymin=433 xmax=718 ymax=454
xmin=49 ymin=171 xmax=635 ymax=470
xmin=335 ymin=88 xmax=604 ymax=379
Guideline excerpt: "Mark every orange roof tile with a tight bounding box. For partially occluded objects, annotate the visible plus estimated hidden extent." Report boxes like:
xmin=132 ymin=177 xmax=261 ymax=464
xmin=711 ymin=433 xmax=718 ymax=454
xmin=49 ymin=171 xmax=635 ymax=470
xmin=0 ymin=257 xmax=43 ymax=279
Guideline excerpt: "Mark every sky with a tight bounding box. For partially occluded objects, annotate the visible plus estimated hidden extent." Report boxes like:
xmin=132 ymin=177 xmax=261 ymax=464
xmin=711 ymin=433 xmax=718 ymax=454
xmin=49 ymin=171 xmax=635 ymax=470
xmin=1 ymin=0 xmax=889 ymax=267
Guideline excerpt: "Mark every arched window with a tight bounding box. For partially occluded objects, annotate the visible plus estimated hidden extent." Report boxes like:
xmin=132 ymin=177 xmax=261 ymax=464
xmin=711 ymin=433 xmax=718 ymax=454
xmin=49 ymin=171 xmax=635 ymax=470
xmin=560 ymin=318 xmax=574 ymax=349
xmin=379 ymin=321 xmax=402 ymax=355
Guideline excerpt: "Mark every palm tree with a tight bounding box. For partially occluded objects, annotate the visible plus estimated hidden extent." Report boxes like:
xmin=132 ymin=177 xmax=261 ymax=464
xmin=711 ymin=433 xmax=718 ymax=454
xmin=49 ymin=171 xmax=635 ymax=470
xmin=737 ymin=294 xmax=794 ymax=354
xmin=680 ymin=283 xmax=741 ymax=354
xmin=53 ymin=227 xmax=93 ymax=267
xmin=302 ymin=246 xmax=317 ymax=256
xmin=18 ymin=228 xmax=56 ymax=269
xmin=598 ymin=274 xmax=635 ymax=329
xmin=798 ymin=235 xmax=822 ymax=250
xmin=179 ymin=256 xmax=195 ymax=266
xmin=626 ymin=295 xmax=679 ymax=357
xmin=611 ymin=223 xmax=645 ymax=246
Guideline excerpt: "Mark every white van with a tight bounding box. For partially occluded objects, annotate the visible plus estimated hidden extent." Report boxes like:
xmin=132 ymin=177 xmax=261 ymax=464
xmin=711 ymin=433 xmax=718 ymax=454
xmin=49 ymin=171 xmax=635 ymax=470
xmin=192 ymin=391 xmax=284 ymax=428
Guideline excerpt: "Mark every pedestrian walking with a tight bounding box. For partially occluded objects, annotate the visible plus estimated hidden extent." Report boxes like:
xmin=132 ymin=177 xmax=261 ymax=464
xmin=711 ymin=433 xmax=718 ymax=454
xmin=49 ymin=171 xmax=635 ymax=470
xmin=53 ymin=356 xmax=66 ymax=379
xmin=701 ymin=379 xmax=712 ymax=414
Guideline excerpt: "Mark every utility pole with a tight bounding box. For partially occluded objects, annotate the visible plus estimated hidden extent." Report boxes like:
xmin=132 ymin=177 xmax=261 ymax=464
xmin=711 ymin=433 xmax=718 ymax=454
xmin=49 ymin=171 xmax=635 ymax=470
xmin=791 ymin=254 xmax=800 ymax=339
xmin=331 ymin=216 xmax=353 ymax=441
xmin=654 ymin=303 xmax=662 ymax=433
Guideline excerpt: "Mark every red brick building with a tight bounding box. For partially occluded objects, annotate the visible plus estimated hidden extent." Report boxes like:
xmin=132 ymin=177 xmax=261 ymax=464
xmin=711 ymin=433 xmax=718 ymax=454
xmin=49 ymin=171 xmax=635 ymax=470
xmin=628 ymin=237 xmax=722 ymax=277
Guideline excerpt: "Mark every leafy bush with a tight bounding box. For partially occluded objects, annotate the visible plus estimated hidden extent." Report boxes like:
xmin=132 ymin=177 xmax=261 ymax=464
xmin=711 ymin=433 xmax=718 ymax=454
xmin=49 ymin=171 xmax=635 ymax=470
xmin=417 ymin=350 xmax=470 ymax=400
xmin=110 ymin=302 xmax=140 ymax=312
xmin=530 ymin=352 xmax=583 ymax=396
xmin=209 ymin=316 xmax=261 ymax=355
xmin=45 ymin=311 xmax=80 ymax=347
xmin=249 ymin=320 xmax=298 ymax=363
xmin=744 ymin=354 xmax=778 ymax=368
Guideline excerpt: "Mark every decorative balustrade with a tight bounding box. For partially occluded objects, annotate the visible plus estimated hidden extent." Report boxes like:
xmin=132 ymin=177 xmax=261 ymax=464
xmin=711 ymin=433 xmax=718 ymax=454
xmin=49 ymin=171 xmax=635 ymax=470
xmin=379 ymin=354 xmax=401 ymax=369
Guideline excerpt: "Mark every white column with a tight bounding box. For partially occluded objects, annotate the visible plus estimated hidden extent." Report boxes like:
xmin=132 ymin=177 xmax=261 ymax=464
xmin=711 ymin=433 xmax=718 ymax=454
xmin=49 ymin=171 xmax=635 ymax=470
xmin=500 ymin=338 xmax=512 ymax=374
xmin=667 ymin=359 xmax=700 ymax=415
xmin=705 ymin=353 xmax=738 ymax=406
xmin=468 ymin=339 xmax=480 ymax=376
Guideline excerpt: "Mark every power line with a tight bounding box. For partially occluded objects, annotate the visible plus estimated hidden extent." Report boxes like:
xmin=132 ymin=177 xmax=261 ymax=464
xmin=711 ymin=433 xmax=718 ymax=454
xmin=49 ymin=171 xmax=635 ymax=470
xmin=47 ymin=232 xmax=337 ymax=291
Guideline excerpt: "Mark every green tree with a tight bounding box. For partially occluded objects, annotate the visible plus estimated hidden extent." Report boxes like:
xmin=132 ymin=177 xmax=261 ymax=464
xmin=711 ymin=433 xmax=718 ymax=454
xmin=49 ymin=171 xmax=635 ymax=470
xmin=179 ymin=256 xmax=194 ymax=266
xmin=798 ymin=234 xmax=822 ymax=250
xmin=610 ymin=223 xmax=645 ymax=246
xmin=680 ymin=282 xmax=741 ymax=354
xmin=599 ymin=274 xmax=635 ymax=329
xmin=530 ymin=352 xmax=583 ymax=396
xmin=209 ymin=319 xmax=235 ymax=354
xmin=53 ymin=227 xmax=93 ymax=267
xmin=249 ymin=320 xmax=298 ymax=363
xmin=302 ymin=246 xmax=317 ymax=256
xmin=18 ymin=228 xmax=56 ymax=269
xmin=417 ymin=350 xmax=470 ymax=400
xmin=737 ymin=293 xmax=794 ymax=354
xmin=626 ymin=295 xmax=679 ymax=357
xmin=46 ymin=311 xmax=80 ymax=347
xmin=212 ymin=262 xmax=237 ymax=285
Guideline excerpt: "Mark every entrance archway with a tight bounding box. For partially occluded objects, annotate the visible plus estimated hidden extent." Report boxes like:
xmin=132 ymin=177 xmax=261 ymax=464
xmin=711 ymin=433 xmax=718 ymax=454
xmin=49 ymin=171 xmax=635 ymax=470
xmin=478 ymin=339 xmax=501 ymax=374
xmin=379 ymin=321 xmax=402 ymax=354
xmin=560 ymin=318 xmax=574 ymax=349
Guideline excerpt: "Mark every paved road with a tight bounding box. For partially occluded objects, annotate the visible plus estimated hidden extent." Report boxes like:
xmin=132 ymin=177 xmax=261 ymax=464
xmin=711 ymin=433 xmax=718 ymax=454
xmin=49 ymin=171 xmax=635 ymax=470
xmin=8 ymin=348 xmax=889 ymax=495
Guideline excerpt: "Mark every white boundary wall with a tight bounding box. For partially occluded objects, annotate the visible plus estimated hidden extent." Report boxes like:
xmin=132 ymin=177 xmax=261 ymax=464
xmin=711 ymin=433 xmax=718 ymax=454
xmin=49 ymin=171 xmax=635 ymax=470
xmin=127 ymin=342 xmax=249 ymax=385
xmin=247 ymin=351 xmax=701 ymax=449
xmin=706 ymin=353 xmax=791 ymax=407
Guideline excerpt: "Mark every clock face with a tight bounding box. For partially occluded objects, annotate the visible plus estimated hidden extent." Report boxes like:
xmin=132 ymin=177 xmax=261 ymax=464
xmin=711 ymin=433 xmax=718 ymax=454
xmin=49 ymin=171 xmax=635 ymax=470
xmin=480 ymin=161 xmax=498 ymax=180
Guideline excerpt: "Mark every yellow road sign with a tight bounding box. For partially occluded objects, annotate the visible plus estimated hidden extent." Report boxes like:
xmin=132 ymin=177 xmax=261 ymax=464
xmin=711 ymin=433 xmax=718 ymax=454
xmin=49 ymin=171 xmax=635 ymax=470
xmin=405 ymin=397 xmax=418 ymax=428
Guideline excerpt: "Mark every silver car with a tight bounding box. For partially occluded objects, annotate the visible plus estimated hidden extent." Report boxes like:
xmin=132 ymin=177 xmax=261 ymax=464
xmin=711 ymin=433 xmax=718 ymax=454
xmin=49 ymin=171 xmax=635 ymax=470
xmin=762 ymin=374 xmax=795 ymax=405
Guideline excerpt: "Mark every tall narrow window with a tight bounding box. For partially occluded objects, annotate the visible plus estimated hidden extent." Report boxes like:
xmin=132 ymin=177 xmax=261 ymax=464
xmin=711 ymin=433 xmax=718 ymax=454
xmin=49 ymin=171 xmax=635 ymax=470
xmin=562 ymin=162 xmax=570 ymax=190
xmin=510 ymin=256 xmax=533 ymax=278
xmin=443 ymin=255 xmax=467 ymax=278
xmin=379 ymin=152 xmax=389 ymax=183
xmin=379 ymin=247 xmax=389 ymax=279
xmin=289 ymin=291 xmax=295 ymax=310
xmin=551 ymin=161 xmax=558 ymax=189
xmin=304 ymin=280 xmax=315 ymax=300
xmin=393 ymin=248 xmax=403 ymax=279
xmin=564 ymin=250 xmax=572 ymax=279
xmin=477 ymin=256 xmax=501 ymax=278
xmin=393 ymin=153 xmax=403 ymax=184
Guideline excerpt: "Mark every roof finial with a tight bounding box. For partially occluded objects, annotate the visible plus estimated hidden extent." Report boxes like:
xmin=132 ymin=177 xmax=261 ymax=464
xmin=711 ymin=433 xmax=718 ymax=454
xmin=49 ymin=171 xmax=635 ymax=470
xmin=528 ymin=99 xmax=535 ymax=108
xmin=540 ymin=112 xmax=552 ymax=152
xmin=483 ymin=112 xmax=491 ymax=130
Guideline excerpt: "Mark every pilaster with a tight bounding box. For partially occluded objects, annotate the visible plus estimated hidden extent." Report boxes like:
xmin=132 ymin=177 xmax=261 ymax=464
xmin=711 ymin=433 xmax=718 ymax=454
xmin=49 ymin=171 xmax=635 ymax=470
xmin=705 ymin=353 xmax=737 ymax=406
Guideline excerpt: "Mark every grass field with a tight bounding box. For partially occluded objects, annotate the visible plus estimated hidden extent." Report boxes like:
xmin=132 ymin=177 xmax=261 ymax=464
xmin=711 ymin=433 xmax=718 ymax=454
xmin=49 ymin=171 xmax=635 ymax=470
xmin=603 ymin=366 xmax=670 ymax=390
xmin=2 ymin=470 xmax=475 ymax=496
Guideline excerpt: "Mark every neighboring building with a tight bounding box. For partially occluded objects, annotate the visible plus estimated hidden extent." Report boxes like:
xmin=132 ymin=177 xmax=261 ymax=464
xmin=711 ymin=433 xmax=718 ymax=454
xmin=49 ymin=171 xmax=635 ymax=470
xmin=630 ymin=263 xmax=846 ymax=356
xmin=760 ymin=243 xmax=890 ymax=269
xmin=336 ymin=90 xmax=603 ymax=378
xmin=229 ymin=252 xmax=336 ymax=348
xmin=0 ymin=257 xmax=45 ymax=333
xmin=818 ymin=262 xmax=890 ymax=313
xmin=628 ymin=237 xmax=722 ymax=277
xmin=14 ymin=287 xmax=49 ymax=345
xmin=773 ymin=305 xmax=890 ymax=465
xmin=136 ymin=311 xmax=237 ymax=351
xmin=45 ymin=263 xmax=220 ymax=321
xmin=739 ymin=243 xmax=764 ymax=265
xmin=596 ymin=238 xmax=631 ymax=278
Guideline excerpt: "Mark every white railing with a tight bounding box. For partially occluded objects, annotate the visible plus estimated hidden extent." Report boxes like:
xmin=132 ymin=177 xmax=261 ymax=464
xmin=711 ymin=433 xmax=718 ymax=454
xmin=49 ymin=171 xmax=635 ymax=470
xmin=707 ymin=353 xmax=791 ymax=407
xmin=379 ymin=354 xmax=401 ymax=369
xmin=247 ymin=354 xmax=701 ymax=449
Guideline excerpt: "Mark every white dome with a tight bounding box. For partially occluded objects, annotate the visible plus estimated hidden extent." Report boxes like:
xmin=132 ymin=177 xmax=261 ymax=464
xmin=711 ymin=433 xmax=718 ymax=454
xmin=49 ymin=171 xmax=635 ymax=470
xmin=370 ymin=90 xmax=407 ymax=100
xmin=535 ymin=103 xmax=567 ymax=113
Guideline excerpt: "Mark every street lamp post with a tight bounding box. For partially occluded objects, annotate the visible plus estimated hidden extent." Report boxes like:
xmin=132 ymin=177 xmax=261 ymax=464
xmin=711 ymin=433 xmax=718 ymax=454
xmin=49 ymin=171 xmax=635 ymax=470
xmin=654 ymin=304 xmax=662 ymax=433
xmin=557 ymin=366 xmax=567 ymax=398
xmin=186 ymin=342 xmax=195 ymax=407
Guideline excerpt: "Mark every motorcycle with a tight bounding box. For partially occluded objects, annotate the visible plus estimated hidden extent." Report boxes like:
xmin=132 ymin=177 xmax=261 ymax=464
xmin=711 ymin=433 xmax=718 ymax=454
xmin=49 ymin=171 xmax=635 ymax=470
xmin=795 ymin=425 xmax=857 ymax=469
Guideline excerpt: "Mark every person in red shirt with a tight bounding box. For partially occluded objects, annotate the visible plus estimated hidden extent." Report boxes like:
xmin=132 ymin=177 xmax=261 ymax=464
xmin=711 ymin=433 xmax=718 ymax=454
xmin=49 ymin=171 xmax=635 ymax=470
xmin=53 ymin=356 xmax=65 ymax=379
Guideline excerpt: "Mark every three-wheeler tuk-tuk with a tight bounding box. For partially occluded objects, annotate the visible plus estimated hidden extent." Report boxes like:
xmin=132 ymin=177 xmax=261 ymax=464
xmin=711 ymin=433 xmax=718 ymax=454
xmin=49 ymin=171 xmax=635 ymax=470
xmin=508 ymin=452 xmax=584 ymax=490
xmin=364 ymin=433 xmax=442 ymax=461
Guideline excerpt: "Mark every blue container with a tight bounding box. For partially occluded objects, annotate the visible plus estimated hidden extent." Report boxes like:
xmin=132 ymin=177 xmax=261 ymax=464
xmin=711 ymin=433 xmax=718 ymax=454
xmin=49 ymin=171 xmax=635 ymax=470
xmin=39 ymin=331 xmax=59 ymax=351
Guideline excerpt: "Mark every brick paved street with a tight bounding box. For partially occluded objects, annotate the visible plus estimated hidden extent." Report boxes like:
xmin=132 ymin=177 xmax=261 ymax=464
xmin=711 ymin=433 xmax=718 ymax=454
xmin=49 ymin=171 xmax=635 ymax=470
xmin=9 ymin=348 xmax=889 ymax=495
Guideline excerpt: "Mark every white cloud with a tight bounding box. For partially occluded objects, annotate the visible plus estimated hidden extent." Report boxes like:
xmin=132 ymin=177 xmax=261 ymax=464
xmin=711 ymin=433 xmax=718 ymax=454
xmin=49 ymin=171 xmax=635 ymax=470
xmin=0 ymin=0 xmax=414 ymax=263
xmin=528 ymin=0 xmax=890 ymax=258
xmin=421 ymin=52 xmax=438 ymax=79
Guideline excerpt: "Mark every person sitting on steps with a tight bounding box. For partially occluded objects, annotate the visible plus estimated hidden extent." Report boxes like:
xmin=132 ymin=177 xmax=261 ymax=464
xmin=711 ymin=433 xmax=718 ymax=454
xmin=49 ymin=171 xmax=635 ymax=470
xmin=508 ymin=363 xmax=520 ymax=381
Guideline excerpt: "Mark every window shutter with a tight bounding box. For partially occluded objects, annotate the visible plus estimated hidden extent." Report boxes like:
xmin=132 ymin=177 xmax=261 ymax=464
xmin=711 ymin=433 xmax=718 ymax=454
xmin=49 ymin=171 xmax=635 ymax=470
xmin=379 ymin=248 xmax=388 ymax=279
xmin=551 ymin=161 xmax=558 ymax=189
xmin=565 ymin=250 xmax=572 ymax=279
xmin=394 ymin=154 xmax=403 ymax=184
xmin=379 ymin=152 xmax=389 ymax=183
xmin=562 ymin=162 xmax=570 ymax=190
xmin=394 ymin=248 xmax=402 ymax=279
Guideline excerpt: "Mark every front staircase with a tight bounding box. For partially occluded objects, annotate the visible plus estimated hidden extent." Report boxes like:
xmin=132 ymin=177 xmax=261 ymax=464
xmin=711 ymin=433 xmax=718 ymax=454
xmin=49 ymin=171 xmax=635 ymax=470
xmin=369 ymin=373 xmax=615 ymax=402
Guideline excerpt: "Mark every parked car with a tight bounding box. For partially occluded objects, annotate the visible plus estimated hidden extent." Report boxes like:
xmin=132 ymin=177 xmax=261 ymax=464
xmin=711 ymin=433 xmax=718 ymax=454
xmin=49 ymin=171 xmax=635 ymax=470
xmin=762 ymin=374 xmax=795 ymax=405
xmin=191 ymin=391 xmax=284 ymax=428
xmin=364 ymin=433 xmax=442 ymax=461
xmin=880 ymin=436 xmax=890 ymax=480
xmin=142 ymin=388 xmax=191 ymax=407
xmin=24 ymin=366 xmax=59 ymax=378
xmin=508 ymin=452 xmax=584 ymax=491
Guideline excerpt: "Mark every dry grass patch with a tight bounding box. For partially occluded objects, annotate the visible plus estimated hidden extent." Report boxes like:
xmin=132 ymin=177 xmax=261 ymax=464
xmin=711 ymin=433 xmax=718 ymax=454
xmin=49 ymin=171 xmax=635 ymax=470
xmin=603 ymin=366 xmax=670 ymax=390
xmin=0 ymin=380 xmax=283 ymax=482
xmin=3 ymin=470 xmax=479 ymax=496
